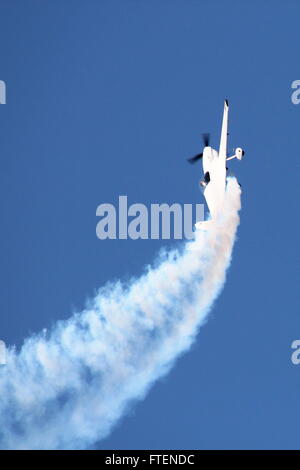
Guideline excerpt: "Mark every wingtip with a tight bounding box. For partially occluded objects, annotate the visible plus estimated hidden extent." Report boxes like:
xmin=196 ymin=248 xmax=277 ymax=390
xmin=225 ymin=99 xmax=229 ymax=106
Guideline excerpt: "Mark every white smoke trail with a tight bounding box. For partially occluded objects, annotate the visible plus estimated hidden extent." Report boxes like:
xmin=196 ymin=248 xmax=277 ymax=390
xmin=0 ymin=177 xmax=241 ymax=450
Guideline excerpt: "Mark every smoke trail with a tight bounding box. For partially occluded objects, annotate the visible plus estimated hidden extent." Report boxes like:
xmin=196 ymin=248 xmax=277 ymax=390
xmin=0 ymin=177 xmax=241 ymax=449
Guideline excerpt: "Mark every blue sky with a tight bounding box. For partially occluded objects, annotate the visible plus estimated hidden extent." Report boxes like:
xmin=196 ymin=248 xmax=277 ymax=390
xmin=0 ymin=0 xmax=299 ymax=449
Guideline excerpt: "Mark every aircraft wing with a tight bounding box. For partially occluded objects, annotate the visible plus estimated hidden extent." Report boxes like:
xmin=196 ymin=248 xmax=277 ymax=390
xmin=218 ymin=99 xmax=229 ymax=161
xmin=201 ymin=101 xmax=229 ymax=220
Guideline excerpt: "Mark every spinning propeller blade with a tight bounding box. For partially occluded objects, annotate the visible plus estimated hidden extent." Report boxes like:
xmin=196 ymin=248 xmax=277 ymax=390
xmin=187 ymin=153 xmax=203 ymax=164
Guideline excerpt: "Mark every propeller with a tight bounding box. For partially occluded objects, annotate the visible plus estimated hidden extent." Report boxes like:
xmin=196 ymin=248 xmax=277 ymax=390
xmin=202 ymin=133 xmax=210 ymax=147
xmin=187 ymin=133 xmax=211 ymax=164
xmin=187 ymin=153 xmax=203 ymax=164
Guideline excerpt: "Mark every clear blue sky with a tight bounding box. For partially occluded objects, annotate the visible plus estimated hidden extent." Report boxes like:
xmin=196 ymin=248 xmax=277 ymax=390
xmin=0 ymin=0 xmax=299 ymax=449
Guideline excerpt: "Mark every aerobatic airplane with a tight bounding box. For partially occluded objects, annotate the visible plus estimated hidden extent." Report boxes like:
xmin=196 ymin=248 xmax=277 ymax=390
xmin=188 ymin=100 xmax=244 ymax=228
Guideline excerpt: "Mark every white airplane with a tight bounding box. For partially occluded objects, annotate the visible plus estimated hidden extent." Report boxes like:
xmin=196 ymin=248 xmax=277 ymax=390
xmin=188 ymin=100 xmax=244 ymax=228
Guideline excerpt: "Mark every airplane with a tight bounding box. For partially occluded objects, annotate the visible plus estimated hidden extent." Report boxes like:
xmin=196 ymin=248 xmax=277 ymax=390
xmin=188 ymin=100 xmax=244 ymax=229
